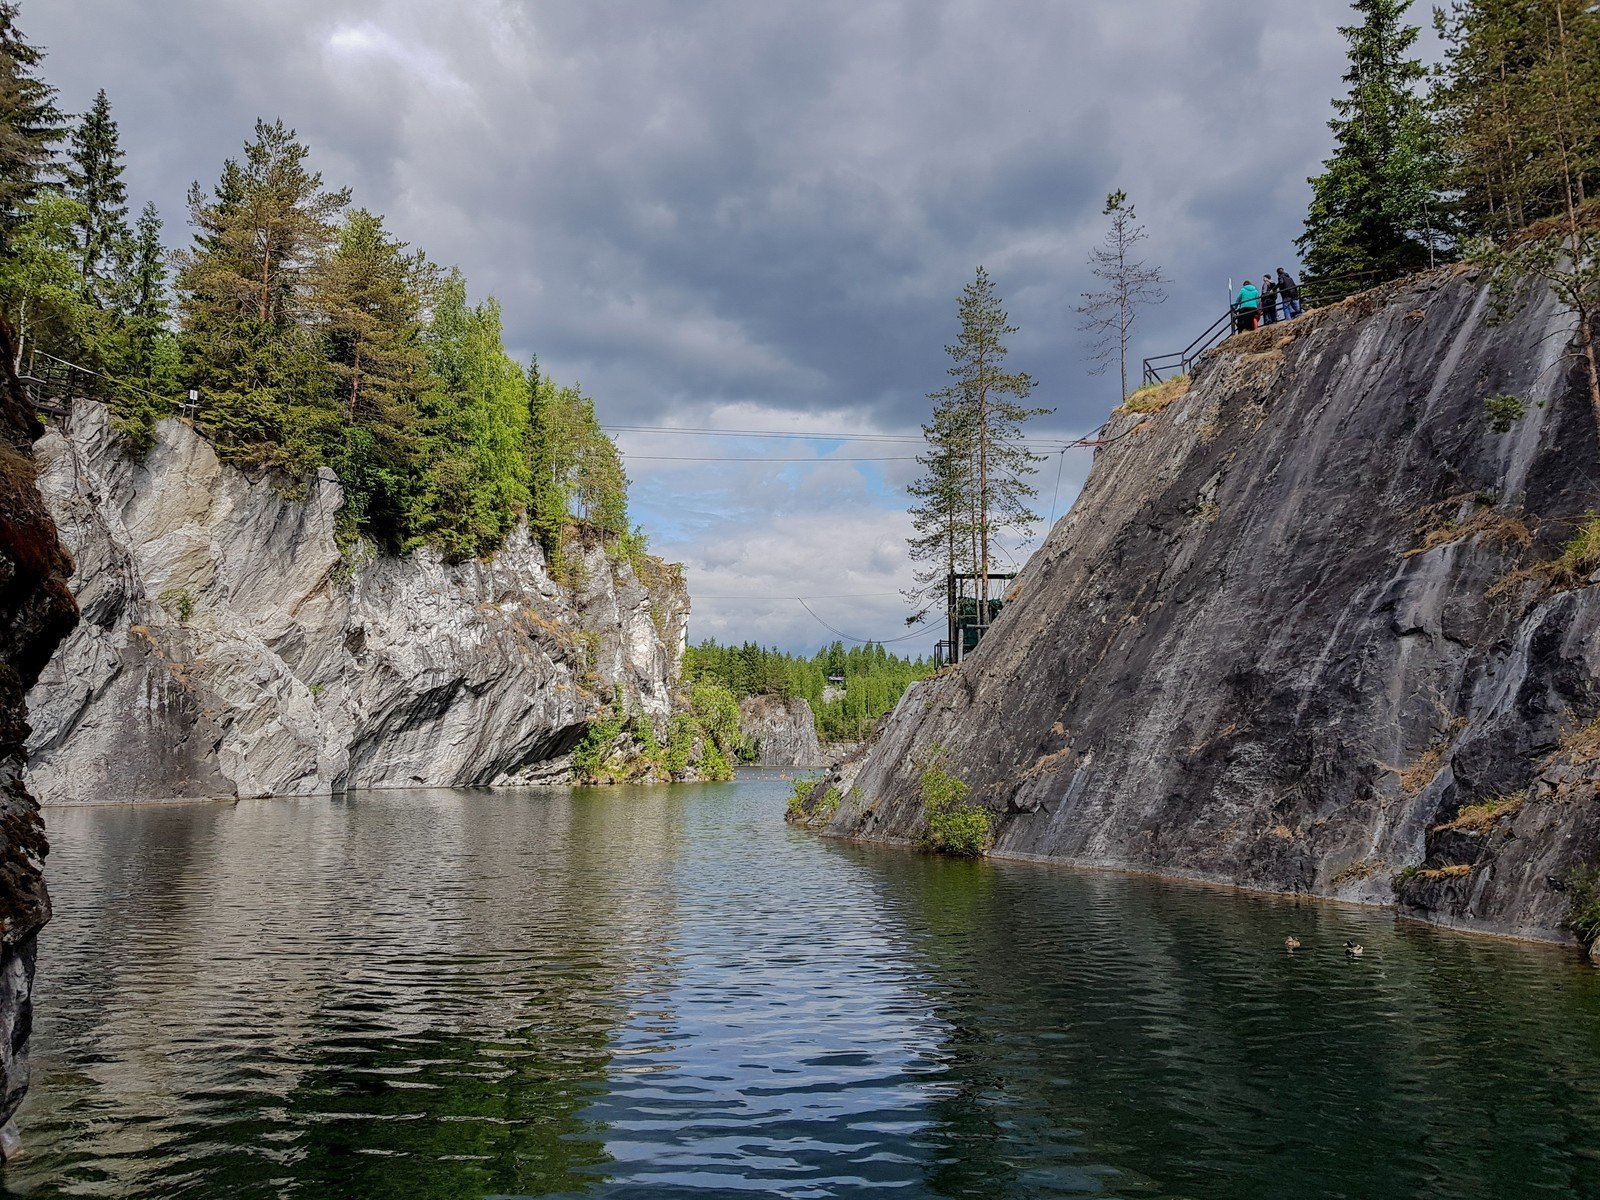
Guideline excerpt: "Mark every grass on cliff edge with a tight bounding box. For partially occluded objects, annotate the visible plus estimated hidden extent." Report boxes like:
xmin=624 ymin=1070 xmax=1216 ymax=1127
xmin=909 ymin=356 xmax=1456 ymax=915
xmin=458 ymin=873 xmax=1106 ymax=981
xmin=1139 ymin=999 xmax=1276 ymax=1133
xmin=1552 ymin=513 xmax=1600 ymax=586
xmin=1120 ymin=374 xmax=1190 ymax=415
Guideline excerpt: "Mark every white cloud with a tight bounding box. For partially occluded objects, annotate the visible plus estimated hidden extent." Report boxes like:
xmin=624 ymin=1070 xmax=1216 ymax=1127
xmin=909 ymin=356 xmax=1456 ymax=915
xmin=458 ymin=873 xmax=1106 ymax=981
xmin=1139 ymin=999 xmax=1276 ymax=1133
xmin=31 ymin=0 xmax=1406 ymax=650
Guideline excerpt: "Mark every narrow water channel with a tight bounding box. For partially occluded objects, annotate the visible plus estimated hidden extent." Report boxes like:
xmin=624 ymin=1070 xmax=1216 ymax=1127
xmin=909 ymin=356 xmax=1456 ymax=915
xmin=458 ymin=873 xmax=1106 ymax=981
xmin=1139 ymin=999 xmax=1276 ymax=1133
xmin=8 ymin=775 xmax=1600 ymax=1198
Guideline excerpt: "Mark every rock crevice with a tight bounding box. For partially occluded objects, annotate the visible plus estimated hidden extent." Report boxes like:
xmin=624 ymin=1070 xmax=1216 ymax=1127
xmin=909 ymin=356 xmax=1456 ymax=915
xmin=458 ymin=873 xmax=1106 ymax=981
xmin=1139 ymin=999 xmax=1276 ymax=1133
xmin=26 ymin=403 xmax=688 ymax=803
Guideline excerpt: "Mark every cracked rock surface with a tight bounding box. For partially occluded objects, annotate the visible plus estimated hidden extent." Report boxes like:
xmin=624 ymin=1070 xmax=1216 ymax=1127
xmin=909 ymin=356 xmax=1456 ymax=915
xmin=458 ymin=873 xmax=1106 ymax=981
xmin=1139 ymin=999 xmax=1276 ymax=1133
xmin=807 ymin=269 xmax=1600 ymax=946
xmin=26 ymin=403 xmax=688 ymax=803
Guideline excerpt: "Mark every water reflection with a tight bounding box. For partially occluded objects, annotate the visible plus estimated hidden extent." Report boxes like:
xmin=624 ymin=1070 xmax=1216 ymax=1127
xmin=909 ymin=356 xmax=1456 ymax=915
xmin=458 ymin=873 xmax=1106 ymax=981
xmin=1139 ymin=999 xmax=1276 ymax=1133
xmin=8 ymin=777 xmax=1600 ymax=1199
xmin=867 ymin=853 xmax=1600 ymax=1198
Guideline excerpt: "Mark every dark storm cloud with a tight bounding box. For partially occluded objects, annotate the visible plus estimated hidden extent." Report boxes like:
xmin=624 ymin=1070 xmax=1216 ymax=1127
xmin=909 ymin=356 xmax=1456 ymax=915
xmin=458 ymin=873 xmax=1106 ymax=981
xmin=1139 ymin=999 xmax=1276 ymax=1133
xmin=29 ymin=0 xmax=1422 ymax=650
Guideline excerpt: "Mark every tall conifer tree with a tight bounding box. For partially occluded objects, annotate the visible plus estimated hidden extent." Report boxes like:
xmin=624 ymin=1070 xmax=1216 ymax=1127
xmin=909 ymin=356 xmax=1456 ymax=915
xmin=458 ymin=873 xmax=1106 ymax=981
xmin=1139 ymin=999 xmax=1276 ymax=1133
xmin=65 ymin=88 xmax=127 ymax=298
xmin=0 ymin=2 xmax=62 ymax=257
xmin=1298 ymin=0 xmax=1442 ymax=300
xmin=912 ymin=267 xmax=1047 ymax=617
xmin=175 ymin=118 xmax=349 ymax=462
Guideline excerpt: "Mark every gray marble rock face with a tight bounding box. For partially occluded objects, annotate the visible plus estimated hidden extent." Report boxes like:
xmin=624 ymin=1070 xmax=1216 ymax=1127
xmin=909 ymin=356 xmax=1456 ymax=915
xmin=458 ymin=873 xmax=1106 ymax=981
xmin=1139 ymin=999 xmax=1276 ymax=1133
xmin=25 ymin=403 xmax=689 ymax=803
xmin=738 ymin=695 xmax=825 ymax=768
xmin=806 ymin=268 xmax=1600 ymax=947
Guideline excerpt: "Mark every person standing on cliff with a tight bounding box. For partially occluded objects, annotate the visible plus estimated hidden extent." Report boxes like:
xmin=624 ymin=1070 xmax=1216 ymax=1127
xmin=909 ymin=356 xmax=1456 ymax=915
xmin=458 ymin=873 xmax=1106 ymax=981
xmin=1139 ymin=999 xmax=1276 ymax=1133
xmin=1260 ymin=274 xmax=1280 ymax=326
xmin=1234 ymin=279 xmax=1260 ymax=333
xmin=1277 ymin=268 xmax=1303 ymax=319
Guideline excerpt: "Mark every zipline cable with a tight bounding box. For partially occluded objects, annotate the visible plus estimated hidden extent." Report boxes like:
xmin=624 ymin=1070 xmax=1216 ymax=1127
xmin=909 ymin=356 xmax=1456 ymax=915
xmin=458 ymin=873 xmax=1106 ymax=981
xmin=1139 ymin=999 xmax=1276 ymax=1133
xmin=797 ymin=598 xmax=930 ymax=645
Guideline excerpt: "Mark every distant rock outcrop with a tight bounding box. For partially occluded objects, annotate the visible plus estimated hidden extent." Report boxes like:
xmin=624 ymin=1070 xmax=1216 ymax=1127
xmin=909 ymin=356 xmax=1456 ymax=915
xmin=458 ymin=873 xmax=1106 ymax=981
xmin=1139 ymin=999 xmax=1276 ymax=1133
xmin=26 ymin=403 xmax=687 ymax=802
xmin=0 ymin=322 xmax=78 ymax=1152
xmin=738 ymin=695 xmax=824 ymax=768
xmin=796 ymin=267 xmax=1600 ymax=949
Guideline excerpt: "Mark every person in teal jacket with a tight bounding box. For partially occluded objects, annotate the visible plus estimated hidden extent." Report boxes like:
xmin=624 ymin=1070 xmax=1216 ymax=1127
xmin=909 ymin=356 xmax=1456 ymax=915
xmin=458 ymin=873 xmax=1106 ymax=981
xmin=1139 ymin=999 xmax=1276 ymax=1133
xmin=1234 ymin=280 xmax=1260 ymax=333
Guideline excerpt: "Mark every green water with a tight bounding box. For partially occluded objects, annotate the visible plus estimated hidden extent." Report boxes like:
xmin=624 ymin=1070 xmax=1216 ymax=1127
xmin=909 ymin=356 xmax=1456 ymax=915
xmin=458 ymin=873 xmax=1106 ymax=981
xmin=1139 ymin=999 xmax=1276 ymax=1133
xmin=7 ymin=775 xmax=1600 ymax=1198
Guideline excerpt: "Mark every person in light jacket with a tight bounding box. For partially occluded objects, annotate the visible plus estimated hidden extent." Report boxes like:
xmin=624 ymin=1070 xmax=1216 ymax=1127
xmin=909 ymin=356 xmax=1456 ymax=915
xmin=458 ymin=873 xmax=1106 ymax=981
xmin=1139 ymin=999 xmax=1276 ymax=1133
xmin=1234 ymin=280 xmax=1260 ymax=333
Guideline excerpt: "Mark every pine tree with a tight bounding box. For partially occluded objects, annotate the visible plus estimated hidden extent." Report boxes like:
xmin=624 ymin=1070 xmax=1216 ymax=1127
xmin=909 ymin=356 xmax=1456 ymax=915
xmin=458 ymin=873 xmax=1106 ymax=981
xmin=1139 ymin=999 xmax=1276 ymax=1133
xmin=1298 ymin=0 xmax=1442 ymax=301
xmin=904 ymin=388 xmax=974 ymax=611
xmin=0 ymin=2 xmax=62 ymax=257
xmin=1075 ymin=190 xmax=1167 ymax=401
xmin=175 ymin=118 xmax=349 ymax=463
xmin=65 ymin=88 xmax=127 ymax=298
xmin=927 ymin=267 xmax=1047 ymax=611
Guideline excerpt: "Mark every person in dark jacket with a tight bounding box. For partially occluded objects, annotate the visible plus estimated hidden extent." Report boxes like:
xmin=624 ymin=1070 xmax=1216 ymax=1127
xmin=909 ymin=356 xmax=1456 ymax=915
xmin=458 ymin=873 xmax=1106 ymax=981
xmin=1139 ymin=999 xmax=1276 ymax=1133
xmin=1277 ymin=268 xmax=1303 ymax=319
xmin=1260 ymin=274 xmax=1279 ymax=325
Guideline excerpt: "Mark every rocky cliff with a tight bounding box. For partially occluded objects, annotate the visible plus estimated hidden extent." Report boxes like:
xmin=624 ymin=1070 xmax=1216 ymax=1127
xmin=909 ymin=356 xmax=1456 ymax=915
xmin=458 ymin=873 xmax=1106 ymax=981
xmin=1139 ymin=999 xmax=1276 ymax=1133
xmin=26 ymin=403 xmax=688 ymax=803
xmin=0 ymin=323 xmax=78 ymax=1152
xmin=797 ymin=267 xmax=1600 ymax=949
xmin=738 ymin=695 xmax=824 ymax=768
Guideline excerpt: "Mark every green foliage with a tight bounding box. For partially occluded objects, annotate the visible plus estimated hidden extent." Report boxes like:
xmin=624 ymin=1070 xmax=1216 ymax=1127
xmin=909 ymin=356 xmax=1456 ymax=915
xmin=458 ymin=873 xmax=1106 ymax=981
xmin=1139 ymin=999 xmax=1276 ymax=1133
xmin=414 ymin=271 xmax=531 ymax=559
xmin=0 ymin=3 xmax=64 ymax=255
xmin=157 ymin=586 xmax=195 ymax=621
xmin=690 ymin=681 xmax=743 ymax=780
xmin=1483 ymin=393 xmax=1526 ymax=433
xmin=526 ymin=367 xmax=632 ymax=568
xmin=684 ymin=638 xmax=933 ymax=743
xmin=571 ymin=706 xmax=627 ymax=783
xmin=919 ymin=760 xmax=991 ymax=857
xmin=1432 ymin=1 xmax=1600 ymax=240
xmin=0 ymin=188 xmax=93 ymax=362
xmin=65 ymin=87 xmax=127 ymax=301
xmin=1552 ymin=511 xmax=1600 ymax=584
xmin=662 ymin=712 xmax=697 ymax=776
xmin=785 ymin=777 xmax=819 ymax=821
xmin=0 ymin=92 xmax=636 ymax=561
xmin=908 ymin=266 xmax=1048 ymax=610
xmin=1571 ymin=866 xmax=1600 ymax=946
xmin=1298 ymin=0 xmax=1444 ymax=302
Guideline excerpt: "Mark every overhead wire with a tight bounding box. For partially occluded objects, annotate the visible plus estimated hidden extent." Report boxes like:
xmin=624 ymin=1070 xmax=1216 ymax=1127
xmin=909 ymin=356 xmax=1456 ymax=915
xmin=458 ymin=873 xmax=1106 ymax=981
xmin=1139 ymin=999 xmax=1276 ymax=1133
xmin=797 ymin=598 xmax=931 ymax=645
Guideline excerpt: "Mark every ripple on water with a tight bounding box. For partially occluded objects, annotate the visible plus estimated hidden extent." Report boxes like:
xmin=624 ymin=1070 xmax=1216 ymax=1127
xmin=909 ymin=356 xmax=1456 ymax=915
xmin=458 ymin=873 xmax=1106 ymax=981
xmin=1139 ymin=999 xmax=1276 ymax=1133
xmin=8 ymin=778 xmax=1600 ymax=1200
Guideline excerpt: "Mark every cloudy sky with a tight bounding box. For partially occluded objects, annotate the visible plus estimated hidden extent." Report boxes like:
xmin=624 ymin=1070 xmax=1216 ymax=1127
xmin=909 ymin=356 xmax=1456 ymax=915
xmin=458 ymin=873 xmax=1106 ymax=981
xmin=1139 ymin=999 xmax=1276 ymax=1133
xmin=32 ymin=1 xmax=1436 ymax=654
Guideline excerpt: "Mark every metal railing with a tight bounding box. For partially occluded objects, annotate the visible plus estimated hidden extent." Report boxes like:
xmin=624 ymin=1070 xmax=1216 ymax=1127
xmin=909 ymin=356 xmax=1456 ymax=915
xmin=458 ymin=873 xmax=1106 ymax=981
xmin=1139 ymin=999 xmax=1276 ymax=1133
xmin=1140 ymin=308 xmax=1236 ymax=387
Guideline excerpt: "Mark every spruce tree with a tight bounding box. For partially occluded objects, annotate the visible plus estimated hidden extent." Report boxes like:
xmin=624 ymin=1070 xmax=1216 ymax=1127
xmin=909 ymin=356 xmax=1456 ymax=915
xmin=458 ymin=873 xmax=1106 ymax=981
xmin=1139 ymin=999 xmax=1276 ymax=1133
xmin=66 ymin=88 xmax=127 ymax=298
xmin=97 ymin=201 xmax=177 ymax=448
xmin=0 ymin=1 xmax=62 ymax=257
xmin=1437 ymin=1 xmax=1600 ymax=414
xmin=1298 ymin=0 xmax=1442 ymax=301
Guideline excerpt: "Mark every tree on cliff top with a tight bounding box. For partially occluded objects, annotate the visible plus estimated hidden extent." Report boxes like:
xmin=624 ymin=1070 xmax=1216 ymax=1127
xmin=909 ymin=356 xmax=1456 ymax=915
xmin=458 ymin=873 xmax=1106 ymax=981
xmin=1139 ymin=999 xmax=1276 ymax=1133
xmin=64 ymin=88 xmax=127 ymax=300
xmin=0 ymin=2 xmax=62 ymax=260
xmin=176 ymin=118 xmax=349 ymax=465
xmin=1436 ymin=0 xmax=1600 ymax=416
xmin=915 ymin=267 xmax=1049 ymax=614
xmin=1076 ymin=190 xmax=1167 ymax=403
xmin=1298 ymin=0 xmax=1444 ymax=301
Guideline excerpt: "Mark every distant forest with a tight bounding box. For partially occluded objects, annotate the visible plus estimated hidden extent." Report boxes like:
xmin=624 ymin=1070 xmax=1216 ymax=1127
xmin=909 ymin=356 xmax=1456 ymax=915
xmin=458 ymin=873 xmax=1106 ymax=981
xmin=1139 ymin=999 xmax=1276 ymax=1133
xmin=685 ymin=640 xmax=933 ymax=743
xmin=0 ymin=4 xmax=633 ymax=566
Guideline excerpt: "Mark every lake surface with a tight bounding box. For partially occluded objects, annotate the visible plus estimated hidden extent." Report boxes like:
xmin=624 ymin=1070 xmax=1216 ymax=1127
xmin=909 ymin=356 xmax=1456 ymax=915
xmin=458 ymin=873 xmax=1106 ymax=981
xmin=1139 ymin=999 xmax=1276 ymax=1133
xmin=7 ymin=774 xmax=1600 ymax=1199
